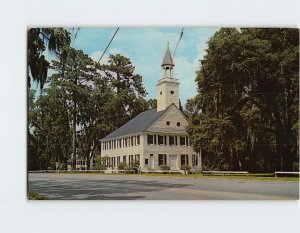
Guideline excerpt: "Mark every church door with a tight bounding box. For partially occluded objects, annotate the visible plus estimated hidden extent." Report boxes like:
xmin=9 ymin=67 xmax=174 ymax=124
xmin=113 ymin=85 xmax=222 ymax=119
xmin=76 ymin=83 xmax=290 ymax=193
xmin=169 ymin=154 xmax=178 ymax=170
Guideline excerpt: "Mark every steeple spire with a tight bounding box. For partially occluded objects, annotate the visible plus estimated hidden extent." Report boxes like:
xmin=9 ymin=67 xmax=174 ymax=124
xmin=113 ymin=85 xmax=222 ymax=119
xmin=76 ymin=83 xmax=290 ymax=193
xmin=161 ymin=42 xmax=175 ymax=67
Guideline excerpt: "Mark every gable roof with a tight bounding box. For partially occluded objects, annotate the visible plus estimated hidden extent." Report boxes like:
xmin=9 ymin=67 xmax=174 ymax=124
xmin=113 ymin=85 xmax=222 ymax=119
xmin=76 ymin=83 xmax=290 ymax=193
xmin=102 ymin=108 xmax=166 ymax=140
xmin=145 ymin=103 xmax=189 ymax=134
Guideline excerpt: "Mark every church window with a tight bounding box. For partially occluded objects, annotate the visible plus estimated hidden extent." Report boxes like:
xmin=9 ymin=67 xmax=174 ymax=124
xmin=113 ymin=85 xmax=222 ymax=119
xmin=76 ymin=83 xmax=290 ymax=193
xmin=147 ymin=135 xmax=154 ymax=144
xmin=177 ymin=122 xmax=181 ymax=127
xmin=181 ymin=154 xmax=189 ymax=165
xmin=131 ymin=136 xmax=134 ymax=146
xmin=170 ymin=90 xmax=174 ymax=95
xmin=166 ymin=121 xmax=170 ymax=126
xmin=158 ymin=154 xmax=167 ymax=166
xmin=192 ymin=154 xmax=198 ymax=166
xmin=135 ymin=154 xmax=140 ymax=165
xmin=180 ymin=136 xmax=186 ymax=146
xmin=158 ymin=135 xmax=164 ymax=145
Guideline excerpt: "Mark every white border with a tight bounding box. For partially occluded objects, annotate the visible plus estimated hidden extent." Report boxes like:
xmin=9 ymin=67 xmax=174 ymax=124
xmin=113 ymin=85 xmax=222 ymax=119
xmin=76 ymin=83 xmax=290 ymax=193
xmin=0 ymin=0 xmax=299 ymax=233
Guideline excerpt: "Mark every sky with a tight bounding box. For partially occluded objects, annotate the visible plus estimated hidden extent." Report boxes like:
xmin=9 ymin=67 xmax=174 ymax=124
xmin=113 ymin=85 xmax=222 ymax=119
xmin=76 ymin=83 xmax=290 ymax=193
xmin=54 ymin=27 xmax=218 ymax=105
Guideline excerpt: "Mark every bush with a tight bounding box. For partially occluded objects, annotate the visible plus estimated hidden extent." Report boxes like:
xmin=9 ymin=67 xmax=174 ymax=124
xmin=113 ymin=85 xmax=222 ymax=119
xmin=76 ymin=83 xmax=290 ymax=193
xmin=93 ymin=155 xmax=108 ymax=170
xmin=180 ymin=165 xmax=191 ymax=171
xmin=180 ymin=165 xmax=191 ymax=175
xmin=124 ymin=166 xmax=134 ymax=173
xmin=160 ymin=165 xmax=170 ymax=170
xmin=118 ymin=162 xmax=127 ymax=170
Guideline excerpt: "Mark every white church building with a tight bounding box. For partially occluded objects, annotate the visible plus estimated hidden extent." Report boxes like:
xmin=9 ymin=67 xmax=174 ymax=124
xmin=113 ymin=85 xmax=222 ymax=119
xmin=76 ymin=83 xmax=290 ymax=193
xmin=100 ymin=45 xmax=201 ymax=172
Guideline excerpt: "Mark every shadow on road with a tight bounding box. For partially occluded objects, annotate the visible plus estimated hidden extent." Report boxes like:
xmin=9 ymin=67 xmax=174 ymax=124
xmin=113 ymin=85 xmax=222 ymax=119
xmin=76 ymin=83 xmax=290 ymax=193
xmin=28 ymin=179 xmax=191 ymax=200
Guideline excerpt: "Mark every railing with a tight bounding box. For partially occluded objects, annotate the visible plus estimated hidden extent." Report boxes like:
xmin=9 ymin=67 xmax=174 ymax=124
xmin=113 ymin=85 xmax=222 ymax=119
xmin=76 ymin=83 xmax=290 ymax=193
xmin=274 ymin=171 xmax=300 ymax=177
xmin=202 ymin=171 xmax=249 ymax=176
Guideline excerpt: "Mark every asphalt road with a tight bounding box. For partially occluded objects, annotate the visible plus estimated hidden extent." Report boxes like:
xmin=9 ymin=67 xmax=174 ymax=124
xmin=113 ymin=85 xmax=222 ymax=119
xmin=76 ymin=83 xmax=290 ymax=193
xmin=28 ymin=173 xmax=299 ymax=200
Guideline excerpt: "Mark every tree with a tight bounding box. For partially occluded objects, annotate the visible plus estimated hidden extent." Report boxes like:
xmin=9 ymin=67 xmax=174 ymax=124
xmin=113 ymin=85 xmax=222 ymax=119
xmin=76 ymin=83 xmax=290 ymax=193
xmin=50 ymin=47 xmax=97 ymax=169
xmin=99 ymin=54 xmax=148 ymax=127
xmin=27 ymin=28 xmax=70 ymax=90
xmin=186 ymin=28 xmax=299 ymax=172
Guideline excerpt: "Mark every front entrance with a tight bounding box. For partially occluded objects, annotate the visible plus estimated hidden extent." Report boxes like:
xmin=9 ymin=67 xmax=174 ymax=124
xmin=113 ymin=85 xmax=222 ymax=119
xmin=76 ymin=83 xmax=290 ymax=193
xmin=169 ymin=154 xmax=178 ymax=170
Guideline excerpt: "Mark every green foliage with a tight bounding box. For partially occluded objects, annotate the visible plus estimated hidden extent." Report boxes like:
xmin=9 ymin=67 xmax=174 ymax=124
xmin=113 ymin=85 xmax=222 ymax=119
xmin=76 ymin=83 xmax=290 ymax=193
xmin=28 ymin=39 xmax=152 ymax=170
xmin=28 ymin=191 xmax=49 ymax=200
xmin=159 ymin=165 xmax=170 ymax=170
xmin=124 ymin=166 xmax=134 ymax=173
xmin=93 ymin=155 xmax=108 ymax=170
xmin=117 ymin=162 xmax=127 ymax=170
xmin=187 ymin=28 xmax=299 ymax=172
xmin=27 ymin=28 xmax=71 ymax=90
xmin=180 ymin=165 xmax=191 ymax=171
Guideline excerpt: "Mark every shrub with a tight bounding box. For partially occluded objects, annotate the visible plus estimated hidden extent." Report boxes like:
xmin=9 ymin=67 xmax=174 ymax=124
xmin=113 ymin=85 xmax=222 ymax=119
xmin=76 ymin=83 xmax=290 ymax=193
xmin=160 ymin=165 xmax=170 ymax=170
xmin=124 ymin=166 xmax=134 ymax=173
xmin=93 ymin=155 xmax=108 ymax=170
xmin=180 ymin=165 xmax=191 ymax=174
xmin=118 ymin=162 xmax=127 ymax=170
xmin=180 ymin=165 xmax=191 ymax=171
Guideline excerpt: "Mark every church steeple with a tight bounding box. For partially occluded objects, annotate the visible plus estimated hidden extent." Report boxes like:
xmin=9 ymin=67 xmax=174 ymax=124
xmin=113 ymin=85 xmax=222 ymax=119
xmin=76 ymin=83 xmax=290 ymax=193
xmin=156 ymin=43 xmax=180 ymax=112
xmin=161 ymin=43 xmax=175 ymax=78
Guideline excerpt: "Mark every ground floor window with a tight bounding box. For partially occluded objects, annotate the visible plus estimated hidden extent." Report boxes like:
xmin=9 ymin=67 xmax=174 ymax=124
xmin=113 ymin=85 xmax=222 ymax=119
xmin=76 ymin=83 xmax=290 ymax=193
xmin=129 ymin=155 xmax=134 ymax=165
xmin=192 ymin=154 xmax=198 ymax=166
xmin=181 ymin=154 xmax=189 ymax=165
xmin=113 ymin=157 xmax=116 ymax=167
xmin=158 ymin=154 xmax=167 ymax=166
xmin=135 ymin=154 xmax=140 ymax=165
xmin=117 ymin=156 xmax=120 ymax=165
xmin=145 ymin=158 xmax=149 ymax=165
xmin=123 ymin=155 xmax=126 ymax=163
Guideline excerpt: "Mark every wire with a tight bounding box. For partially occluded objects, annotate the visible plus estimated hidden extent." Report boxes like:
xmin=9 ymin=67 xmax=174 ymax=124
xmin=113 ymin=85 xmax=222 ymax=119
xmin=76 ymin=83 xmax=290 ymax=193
xmin=98 ymin=28 xmax=120 ymax=63
xmin=173 ymin=28 xmax=184 ymax=57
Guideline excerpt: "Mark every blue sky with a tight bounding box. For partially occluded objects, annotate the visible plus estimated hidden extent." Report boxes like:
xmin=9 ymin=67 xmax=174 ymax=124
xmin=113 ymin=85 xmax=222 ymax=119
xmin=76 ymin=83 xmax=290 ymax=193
xmin=61 ymin=27 xmax=218 ymax=105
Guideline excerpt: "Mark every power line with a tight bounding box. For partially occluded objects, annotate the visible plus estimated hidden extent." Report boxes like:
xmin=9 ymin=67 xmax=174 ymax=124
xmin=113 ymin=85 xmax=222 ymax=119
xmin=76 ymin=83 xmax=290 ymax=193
xmin=173 ymin=28 xmax=184 ymax=57
xmin=98 ymin=28 xmax=120 ymax=63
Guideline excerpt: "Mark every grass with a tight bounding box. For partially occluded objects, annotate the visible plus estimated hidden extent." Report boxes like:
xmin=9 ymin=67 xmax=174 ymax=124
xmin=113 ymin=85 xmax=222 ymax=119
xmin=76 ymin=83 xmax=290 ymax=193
xmin=136 ymin=173 xmax=299 ymax=182
xmin=28 ymin=191 xmax=49 ymax=200
xmin=43 ymin=171 xmax=299 ymax=182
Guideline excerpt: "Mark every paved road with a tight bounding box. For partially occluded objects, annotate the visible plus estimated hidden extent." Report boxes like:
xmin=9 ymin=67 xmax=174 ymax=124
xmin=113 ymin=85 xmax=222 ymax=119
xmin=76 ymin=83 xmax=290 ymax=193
xmin=28 ymin=173 xmax=299 ymax=200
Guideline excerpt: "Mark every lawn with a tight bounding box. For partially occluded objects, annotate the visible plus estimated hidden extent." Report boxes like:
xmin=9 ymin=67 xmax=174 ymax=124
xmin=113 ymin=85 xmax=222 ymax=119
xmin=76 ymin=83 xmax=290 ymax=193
xmin=43 ymin=171 xmax=299 ymax=182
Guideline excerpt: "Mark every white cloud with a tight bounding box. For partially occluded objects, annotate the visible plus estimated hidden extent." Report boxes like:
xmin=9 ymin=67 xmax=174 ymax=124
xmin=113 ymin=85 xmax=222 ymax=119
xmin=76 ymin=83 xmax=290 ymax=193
xmin=90 ymin=50 xmax=109 ymax=64
xmin=85 ymin=28 xmax=217 ymax=107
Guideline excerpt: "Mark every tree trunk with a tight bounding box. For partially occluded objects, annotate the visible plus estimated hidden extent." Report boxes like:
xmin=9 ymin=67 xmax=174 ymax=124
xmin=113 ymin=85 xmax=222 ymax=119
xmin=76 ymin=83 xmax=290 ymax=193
xmin=72 ymin=107 xmax=76 ymax=170
xmin=274 ymin=110 xmax=285 ymax=171
xmin=72 ymin=75 xmax=78 ymax=170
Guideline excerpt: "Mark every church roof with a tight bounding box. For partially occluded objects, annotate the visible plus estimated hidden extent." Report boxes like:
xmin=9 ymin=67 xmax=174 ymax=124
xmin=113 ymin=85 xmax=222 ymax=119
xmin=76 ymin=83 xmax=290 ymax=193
xmin=102 ymin=108 xmax=166 ymax=140
xmin=161 ymin=44 xmax=174 ymax=67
